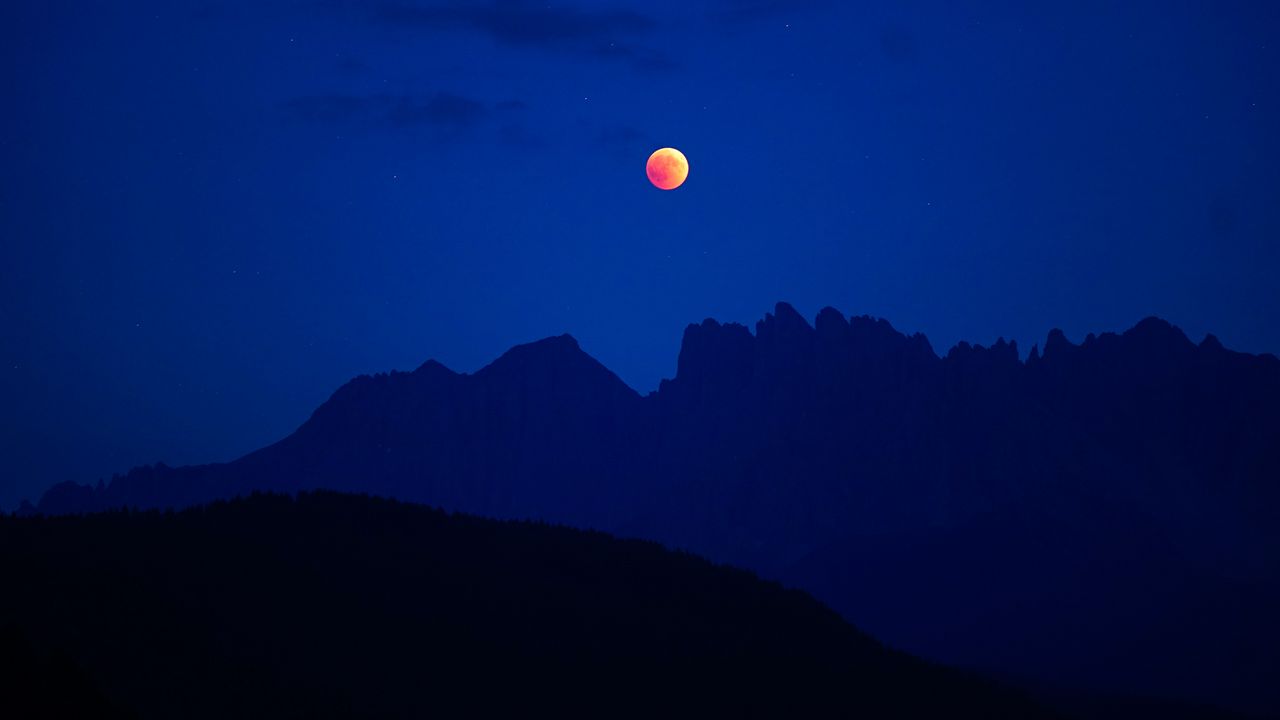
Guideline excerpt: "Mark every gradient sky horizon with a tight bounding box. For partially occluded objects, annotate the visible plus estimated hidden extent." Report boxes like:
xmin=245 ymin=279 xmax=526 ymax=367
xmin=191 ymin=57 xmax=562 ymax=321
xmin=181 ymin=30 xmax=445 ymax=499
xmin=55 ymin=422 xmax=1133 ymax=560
xmin=3 ymin=0 xmax=1279 ymax=507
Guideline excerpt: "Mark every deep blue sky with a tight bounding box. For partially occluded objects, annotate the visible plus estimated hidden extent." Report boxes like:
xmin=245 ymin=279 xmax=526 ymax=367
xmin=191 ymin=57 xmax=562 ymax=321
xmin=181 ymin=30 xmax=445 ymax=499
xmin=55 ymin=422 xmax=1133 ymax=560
xmin=3 ymin=1 xmax=1279 ymax=507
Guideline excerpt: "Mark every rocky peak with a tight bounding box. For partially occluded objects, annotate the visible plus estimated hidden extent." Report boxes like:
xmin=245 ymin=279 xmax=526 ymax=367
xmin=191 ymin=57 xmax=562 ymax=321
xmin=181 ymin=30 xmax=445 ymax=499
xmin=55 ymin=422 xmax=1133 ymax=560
xmin=476 ymin=333 xmax=638 ymax=399
xmin=1043 ymin=328 xmax=1074 ymax=358
xmin=814 ymin=306 xmax=851 ymax=339
xmin=413 ymin=358 xmax=458 ymax=376
xmin=1122 ymin=316 xmax=1193 ymax=354
xmin=755 ymin=302 xmax=814 ymax=345
xmin=675 ymin=319 xmax=754 ymax=387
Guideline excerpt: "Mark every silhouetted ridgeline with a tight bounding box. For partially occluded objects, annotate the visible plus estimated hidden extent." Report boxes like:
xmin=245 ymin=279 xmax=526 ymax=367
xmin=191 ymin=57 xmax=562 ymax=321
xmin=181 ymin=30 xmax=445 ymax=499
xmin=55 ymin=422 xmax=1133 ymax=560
xmin=0 ymin=492 xmax=1054 ymax=719
xmin=30 ymin=303 xmax=1280 ymax=714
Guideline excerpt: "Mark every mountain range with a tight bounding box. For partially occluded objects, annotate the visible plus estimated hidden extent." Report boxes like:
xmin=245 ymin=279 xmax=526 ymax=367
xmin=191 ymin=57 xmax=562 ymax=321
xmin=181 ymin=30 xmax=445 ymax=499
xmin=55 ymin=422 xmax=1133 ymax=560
xmin=30 ymin=303 xmax=1280 ymax=715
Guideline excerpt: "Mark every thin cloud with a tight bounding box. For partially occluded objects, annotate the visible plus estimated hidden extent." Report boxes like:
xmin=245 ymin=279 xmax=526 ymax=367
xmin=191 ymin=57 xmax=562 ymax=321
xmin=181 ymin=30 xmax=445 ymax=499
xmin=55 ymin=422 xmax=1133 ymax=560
xmin=372 ymin=1 xmax=653 ymax=44
xmin=284 ymin=94 xmax=392 ymax=123
xmin=388 ymin=92 xmax=486 ymax=129
xmin=284 ymin=91 xmax=520 ymax=134
xmin=718 ymin=0 xmax=833 ymax=23
xmin=328 ymin=0 xmax=673 ymax=70
xmin=597 ymin=125 xmax=648 ymax=146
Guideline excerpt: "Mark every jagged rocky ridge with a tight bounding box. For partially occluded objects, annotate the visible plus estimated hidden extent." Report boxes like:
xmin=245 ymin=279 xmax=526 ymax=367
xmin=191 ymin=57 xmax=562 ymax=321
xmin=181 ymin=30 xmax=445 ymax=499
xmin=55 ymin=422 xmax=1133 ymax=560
xmin=32 ymin=303 xmax=1280 ymax=715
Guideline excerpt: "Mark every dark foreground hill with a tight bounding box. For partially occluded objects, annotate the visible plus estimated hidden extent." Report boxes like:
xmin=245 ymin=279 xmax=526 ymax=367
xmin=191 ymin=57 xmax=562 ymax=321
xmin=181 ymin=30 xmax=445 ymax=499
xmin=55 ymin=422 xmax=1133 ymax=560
xmin=32 ymin=303 xmax=1280 ymax=714
xmin=0 ymin=492 xmax=1053 ymax=719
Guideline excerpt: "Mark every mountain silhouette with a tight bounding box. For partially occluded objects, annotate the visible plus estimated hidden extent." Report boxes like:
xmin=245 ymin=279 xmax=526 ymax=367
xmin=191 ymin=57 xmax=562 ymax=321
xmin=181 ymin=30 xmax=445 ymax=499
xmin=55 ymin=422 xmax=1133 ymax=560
xmin=31 ymin=303 xmax=1280 ymax=715
xmin=1 ymin=491 xmax=1054 ymax=719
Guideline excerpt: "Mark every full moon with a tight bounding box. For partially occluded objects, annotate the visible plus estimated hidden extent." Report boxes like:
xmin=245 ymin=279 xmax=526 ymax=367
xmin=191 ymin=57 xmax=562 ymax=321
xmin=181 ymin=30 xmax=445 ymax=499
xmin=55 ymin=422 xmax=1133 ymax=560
xmin=646 ymin=147 xmax=689 ymax=190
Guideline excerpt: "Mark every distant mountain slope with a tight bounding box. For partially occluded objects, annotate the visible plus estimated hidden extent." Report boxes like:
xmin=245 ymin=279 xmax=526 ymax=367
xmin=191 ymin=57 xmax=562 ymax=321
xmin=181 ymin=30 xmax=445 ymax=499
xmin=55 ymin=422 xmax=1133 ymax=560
xmin=783 ymin=501 xmax=1280 ymax=717
xmin=31 ymin=303 xmax=1280 ymax=713
xmin=38 ymin=334 xmax=647 ymax=529
xmin=0 ymin=492 xmax=1053 ymax=719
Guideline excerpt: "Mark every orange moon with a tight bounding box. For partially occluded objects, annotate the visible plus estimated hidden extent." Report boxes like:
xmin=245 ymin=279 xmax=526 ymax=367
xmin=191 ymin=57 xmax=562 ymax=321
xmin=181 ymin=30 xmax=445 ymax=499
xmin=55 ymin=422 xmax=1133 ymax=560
xmin=646 ymin=147 xmax=689 ymax=190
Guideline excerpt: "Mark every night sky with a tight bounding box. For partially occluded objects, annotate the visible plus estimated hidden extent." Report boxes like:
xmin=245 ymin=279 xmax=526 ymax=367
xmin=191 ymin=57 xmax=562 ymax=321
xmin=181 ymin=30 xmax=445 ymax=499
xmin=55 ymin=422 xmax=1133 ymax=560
xmin=3 ymin=1 xmax=1279 ymax=508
